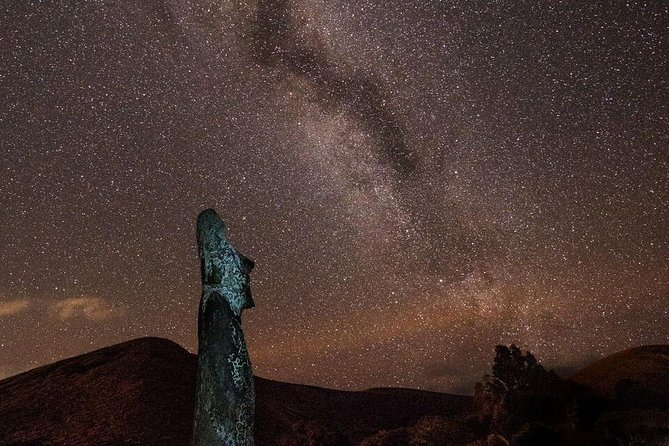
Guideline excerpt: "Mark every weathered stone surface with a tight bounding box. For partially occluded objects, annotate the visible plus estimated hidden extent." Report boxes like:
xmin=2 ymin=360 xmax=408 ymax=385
xmin=192 ymin=209 xmax=256 ymax=446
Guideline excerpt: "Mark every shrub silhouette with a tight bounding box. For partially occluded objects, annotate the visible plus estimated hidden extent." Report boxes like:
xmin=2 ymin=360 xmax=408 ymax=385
xmin=278 ymin=420 xmax=351 ymax=446
xmin=475 ymin=345 xmax=572 ymax=437
xmin=359 ymin=415 xmax=483 ymax=446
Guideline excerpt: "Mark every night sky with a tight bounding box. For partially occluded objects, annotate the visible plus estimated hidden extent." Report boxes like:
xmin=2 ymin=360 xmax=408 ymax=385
xmin=1 ymin=1 xmax=667 ymax=393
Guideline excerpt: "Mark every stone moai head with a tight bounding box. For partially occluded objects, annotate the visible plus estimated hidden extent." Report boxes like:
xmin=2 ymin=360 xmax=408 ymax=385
xmin=196 ymin=209 xmax=255 ymax=314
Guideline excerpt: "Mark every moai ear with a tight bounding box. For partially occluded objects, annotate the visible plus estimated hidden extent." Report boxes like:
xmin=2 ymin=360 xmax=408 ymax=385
xmin=197 ymin=208 xmax=229 ymax=284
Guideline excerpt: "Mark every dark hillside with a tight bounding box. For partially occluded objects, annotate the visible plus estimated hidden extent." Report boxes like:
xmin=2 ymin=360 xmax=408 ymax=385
xmin=0 ymin=337 xmax=472 ymax=445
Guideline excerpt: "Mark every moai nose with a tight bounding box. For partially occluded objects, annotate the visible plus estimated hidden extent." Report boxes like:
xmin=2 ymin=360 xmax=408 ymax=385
xmin=239 ymin=253 xmax=255 ymax=274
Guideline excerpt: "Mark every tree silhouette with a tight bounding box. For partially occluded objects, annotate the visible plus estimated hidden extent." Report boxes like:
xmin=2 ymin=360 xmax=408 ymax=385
xmin=475 ymin=344 xmax=571 ymax=440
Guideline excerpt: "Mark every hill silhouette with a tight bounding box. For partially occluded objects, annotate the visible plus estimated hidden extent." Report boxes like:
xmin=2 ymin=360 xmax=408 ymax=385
xmin=2 ymin=339 xmax=667 ymax=445
xmin=0 ymin=337 xmax=472 ymax=446
xmin=571 ymin=345 xmax=669 ymax=409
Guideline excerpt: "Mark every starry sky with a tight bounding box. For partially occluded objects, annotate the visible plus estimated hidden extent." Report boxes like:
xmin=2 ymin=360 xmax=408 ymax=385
xmin=0 ymin=0 xmax=667 ymax=393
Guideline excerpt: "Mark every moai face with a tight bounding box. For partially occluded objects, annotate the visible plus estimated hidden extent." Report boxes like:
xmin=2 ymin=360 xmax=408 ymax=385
xmin=197 ymin=209 xmax=255 ymax=315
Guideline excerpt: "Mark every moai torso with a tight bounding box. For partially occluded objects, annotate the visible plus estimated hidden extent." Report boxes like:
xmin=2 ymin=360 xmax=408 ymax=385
xmin=192 ymin=209 xmax=255 ymax=446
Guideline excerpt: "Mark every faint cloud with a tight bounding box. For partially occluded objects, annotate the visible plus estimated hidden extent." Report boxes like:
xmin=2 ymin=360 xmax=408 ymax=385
xmin=0 ymin=299 xmax=32 ymax=316
xmin=0 ymin=365 xmax=24 ymax=381
xmin=0 ymin=367 xmax=12 ymax=381
xmin=51 ymin=297 xmax=122 ymax=321
xmin=551 ymin=355 xmax=598 ymax=378
xmin=423 ymin=361 xmax=461 ymax=379
xmin=423 ymin=361 xmax=479 ymax=395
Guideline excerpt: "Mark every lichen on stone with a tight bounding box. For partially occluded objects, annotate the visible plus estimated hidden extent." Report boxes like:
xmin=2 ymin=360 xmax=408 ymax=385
xmin=192 ymin=209 xmax=256 ymax=446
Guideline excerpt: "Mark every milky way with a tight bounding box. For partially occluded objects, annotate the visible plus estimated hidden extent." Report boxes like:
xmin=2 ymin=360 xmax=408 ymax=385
xmin=0 ymin=0 xmax=667 ymax=393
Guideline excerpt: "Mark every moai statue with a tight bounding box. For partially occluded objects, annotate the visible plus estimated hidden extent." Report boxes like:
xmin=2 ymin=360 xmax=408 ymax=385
xmin=192 ymin=209 xmax=256 ymax=446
